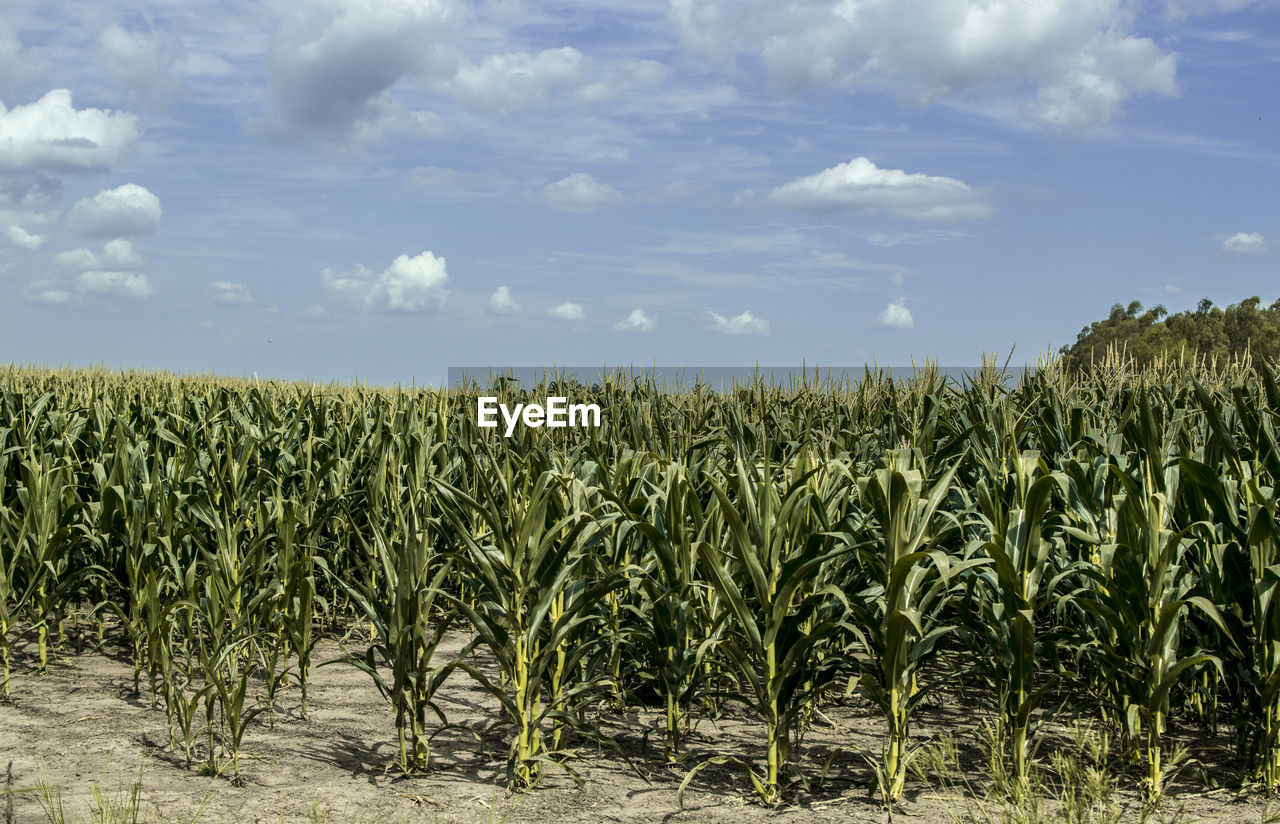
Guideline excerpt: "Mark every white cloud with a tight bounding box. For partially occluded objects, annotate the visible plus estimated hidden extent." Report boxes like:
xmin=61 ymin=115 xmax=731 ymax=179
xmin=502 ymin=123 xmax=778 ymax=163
xmin=3 ymin=224 xmax=44 ymax=249
xmin=574 ymin=58 xmax=673 ymax=106
xmin=432 ymin=48 xmax=674 ymax=113
xmin=210 ymin=280 xmax=254 ymax=304
xmin=670 ymin=0 xmax=1177 ymax=130
xmin=256 ymin=7 xmax=661 ymax=140
xmin=878 ymin=298 xmax=915 ymax=329
xmin=53 ymin=239 xmax=144 ymax=271
xmin=707 ymin=310 xmax=769 ymax=335
xmin=322 ymin=250 xmax=449 ymax=312
xmin=1222 ymin=231 xmax=1267 ymax=255
xmin=99 ymin=24 xmax=181 ymax=105
xmin=542 ymin=173 xmax=624 ymax=213
xmin=0 ymin=90 xmax=139 ymax=172
xmin=255 ymin=0 xmax=459 ymax=141
xmin=36 ymin=237 xmax=152 ymax=303
xmin=547 ymin=301 xmax=585 ymax=320
xmin=445 ymin=47 xmax=585 ymax=111
xmin=488 ymin=285 xmax=520 ymax=314
xmin=101 ymin=238 xmax=144 ymax=268
xmin=768 ymin=157 xmax=992 ymax=220
xmin=614 ymin=308 xmax=656 ymax=331
xmin=347 ymin=95 xmax=445 ymax=142
xmin=77 ymin=270 xmax=153 ymax=298
xmin=24 ymin=282 xmax=72 ymax=305
xmin=67 ymin=184 xmax=161 ymax=236
xmin=53 ymin=248 xmax=99 ymax=271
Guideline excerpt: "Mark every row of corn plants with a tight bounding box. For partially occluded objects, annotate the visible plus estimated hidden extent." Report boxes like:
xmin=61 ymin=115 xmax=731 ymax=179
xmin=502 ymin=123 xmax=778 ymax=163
xmin=4 ymin=356 xmax=1280 ymax=808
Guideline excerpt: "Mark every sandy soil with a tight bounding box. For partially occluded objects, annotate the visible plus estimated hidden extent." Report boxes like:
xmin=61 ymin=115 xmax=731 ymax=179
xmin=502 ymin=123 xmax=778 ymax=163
xmin=1 ymin=630 xmax=1273 ymax=824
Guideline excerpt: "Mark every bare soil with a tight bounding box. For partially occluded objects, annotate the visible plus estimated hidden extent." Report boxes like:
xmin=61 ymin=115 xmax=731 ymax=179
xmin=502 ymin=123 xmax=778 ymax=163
xmin=1 ymin=630 xmax=1273 ymax=824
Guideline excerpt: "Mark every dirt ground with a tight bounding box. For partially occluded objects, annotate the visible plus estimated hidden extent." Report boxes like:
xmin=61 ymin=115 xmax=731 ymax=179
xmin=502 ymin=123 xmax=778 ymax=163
xmin=1 ymin=630 xmax=1275 ymax=824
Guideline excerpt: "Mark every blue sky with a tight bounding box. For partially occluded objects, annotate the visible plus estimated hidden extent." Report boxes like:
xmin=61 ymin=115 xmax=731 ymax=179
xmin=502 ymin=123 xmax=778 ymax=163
xmin=0 ymin=0 xmax=1276 ymax=385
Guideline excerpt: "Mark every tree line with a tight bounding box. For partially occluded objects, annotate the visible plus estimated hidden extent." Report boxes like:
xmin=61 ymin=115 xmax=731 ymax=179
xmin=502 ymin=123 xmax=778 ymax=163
xmin=1061 ymin=295 xmax=1280 ymax=370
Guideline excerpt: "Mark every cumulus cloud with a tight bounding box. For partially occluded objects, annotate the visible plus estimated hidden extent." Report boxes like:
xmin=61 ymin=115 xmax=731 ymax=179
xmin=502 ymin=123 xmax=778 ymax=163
xmin=768 ymin=157 xmax=992 ymax=220
xmin=210 ymin=280 xmax=254 ymax=304
xmin=707 ymin=310 xmax=769 ymax=335
xmin=0 ymin=90 xmax=139 ymax=172
xmin=256 ymin=5 xmax=683 ymax=140
xmin=614 ymin=308 xmax=656 ymax=332
xmin=488 ymin=285 xmax=520 ymax=314
xmin=255 ymin=0 xmax=458 ymax=141
xmin=53 ymin=247 xmax=100 ymax=271
xmin=547 ymin=301 xmax=585 ymax=321
xmin=24 ymin=282 xmax=73 ymax=305
xmin=1222 ymin=231 xmax=1267 ymax=255
xmin=77 ymin=270 xmax=153 ymax=298
xmin=54 ymin=239 xmax=144 ymax=271
xmin=3 ymin=224 xmax=44 ymax=249
xmin=670 ymin=0 xmax=1177 ymax=130
xmin=542 ymin=173 xmax=624 ymax=213
xmin=67 ymin=184 xmax=161 ymax=236
xmin=878 ymin=298 xmax=915 ymax=329
xmin=101 ymin=238 xmax=144 ymax=268
xmin=445 ymin=47 xmax=585 ymax=111
xmin=2 ymin=178 xmax=65 ymax=254
xmin=99 ymin=24 xmax=181 ymax=105
xmin=322 ymin=250 xmax=449 ymax=312
xmin=348 ymin=96 xmax=445 ymax=142
xmin=35 ymin=238 xmax=152 ymax=303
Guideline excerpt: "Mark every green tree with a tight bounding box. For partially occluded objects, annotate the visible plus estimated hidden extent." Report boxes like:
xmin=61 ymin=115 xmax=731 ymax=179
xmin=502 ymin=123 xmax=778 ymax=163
xmin=1062 ymin=296 xmax=1280 ymax=370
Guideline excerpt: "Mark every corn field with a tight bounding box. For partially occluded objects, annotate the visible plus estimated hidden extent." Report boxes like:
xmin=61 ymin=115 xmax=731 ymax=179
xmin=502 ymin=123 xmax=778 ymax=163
xmin=5 ymin=358 xmax=1280 ymax=808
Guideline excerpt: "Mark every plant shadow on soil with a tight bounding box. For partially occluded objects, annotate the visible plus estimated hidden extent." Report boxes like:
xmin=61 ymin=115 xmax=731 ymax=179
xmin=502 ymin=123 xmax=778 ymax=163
xmin=2 ymin=629 xmax=1277 ymax=824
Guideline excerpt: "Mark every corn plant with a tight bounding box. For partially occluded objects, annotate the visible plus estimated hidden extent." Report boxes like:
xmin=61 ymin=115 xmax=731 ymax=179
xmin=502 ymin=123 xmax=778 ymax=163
xmin=841 ymin=450 xmax=977 ymax=803
xmin=435 ymin=460 xmax=626 ymax=787
xmin=6 ymin=450 xmax=86 ymax=677
xmin=324 ymin=495 xmax=457 ymax=774
xmin=962 ymin=451 xmax=1072 ymax=789
xmin=1073 ymin=456 xmax=1226 ymax=803
xmin=197 ymin=631 xmax=273 ymax=778
xmin=681 ymin=447 xmax=855 ymax=805
xmin=272 ymin=497 xmax=324 ymax=718
xmin=1180 ymin=368 xmax=1280 ymax=789
xmin=0 ymin=508 xmax=18 ymax=697
xmin=610 ymin=459 xmax=711 ymax=764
